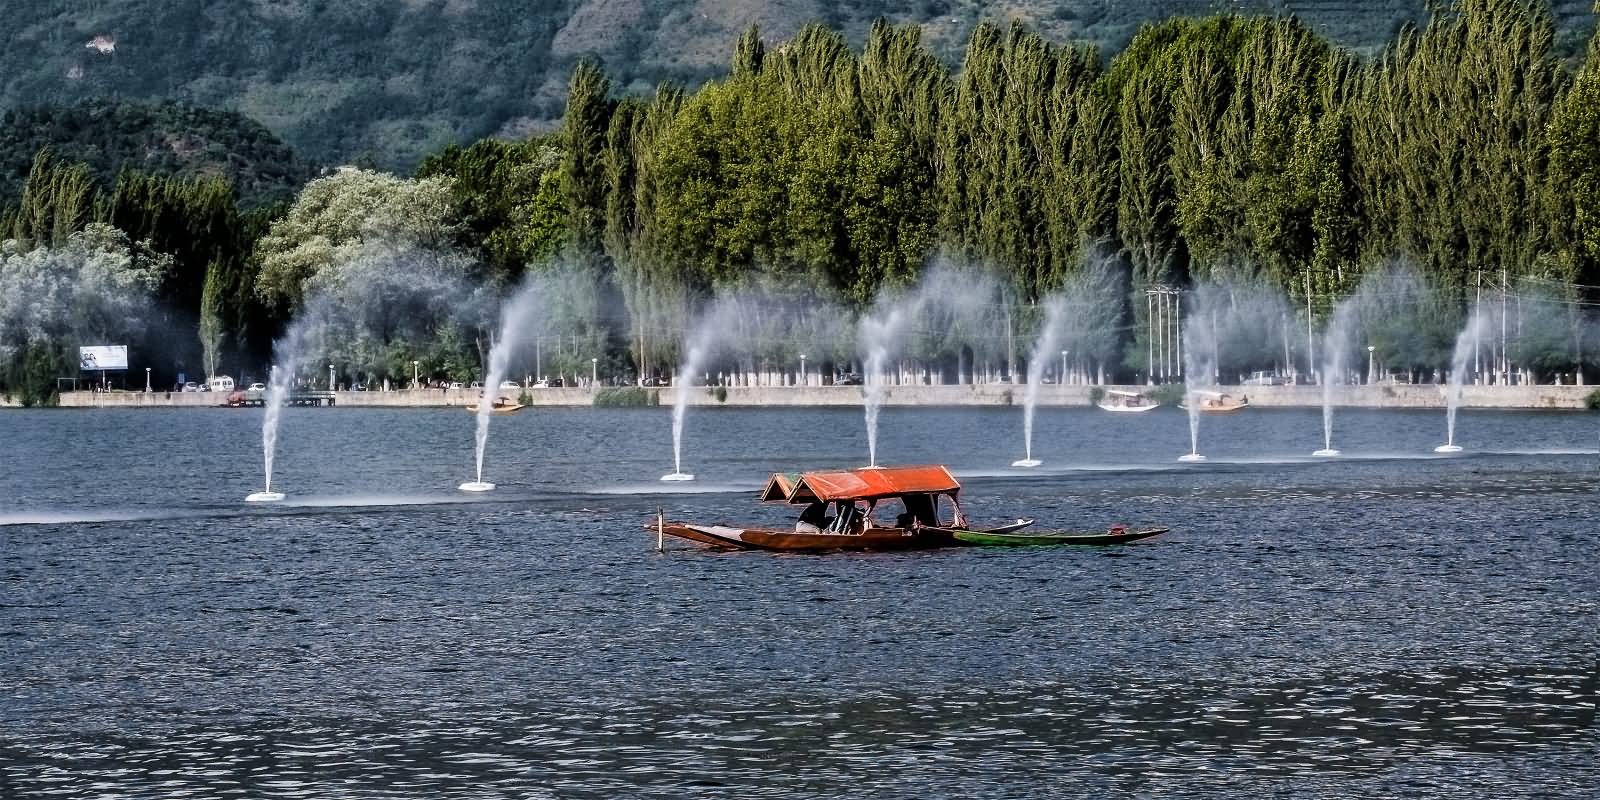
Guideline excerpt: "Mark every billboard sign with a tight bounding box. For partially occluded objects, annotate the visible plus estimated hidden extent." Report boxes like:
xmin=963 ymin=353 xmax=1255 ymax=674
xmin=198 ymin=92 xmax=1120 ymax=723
xmin=78 ymin=345 xmax=128 ymax=371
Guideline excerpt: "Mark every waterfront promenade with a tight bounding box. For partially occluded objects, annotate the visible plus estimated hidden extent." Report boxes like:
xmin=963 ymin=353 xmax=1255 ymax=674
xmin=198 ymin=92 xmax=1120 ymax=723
xmin=42 ymin=382 xmax=1597 ymax=409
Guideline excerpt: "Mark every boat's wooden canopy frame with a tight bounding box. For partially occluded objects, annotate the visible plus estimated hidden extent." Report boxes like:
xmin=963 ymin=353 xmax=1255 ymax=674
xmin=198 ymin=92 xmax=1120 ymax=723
xmin=759 ymin=465 xmax=961 ymax=504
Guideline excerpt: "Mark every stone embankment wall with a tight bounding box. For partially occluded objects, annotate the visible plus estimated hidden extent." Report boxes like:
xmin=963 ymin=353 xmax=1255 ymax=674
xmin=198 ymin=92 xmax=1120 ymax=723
xmin=51 ymin=383 xmax=1595 ymax=409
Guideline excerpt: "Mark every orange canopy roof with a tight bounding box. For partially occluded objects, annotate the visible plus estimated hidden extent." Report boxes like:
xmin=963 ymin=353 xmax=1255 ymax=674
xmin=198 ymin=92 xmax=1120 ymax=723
xmin=759 ymin=465 xmax=961 ymax=504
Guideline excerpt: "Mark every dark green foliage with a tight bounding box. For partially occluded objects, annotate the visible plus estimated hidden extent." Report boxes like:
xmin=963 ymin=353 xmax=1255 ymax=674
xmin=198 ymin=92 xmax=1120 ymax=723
xmin=0 ymin=100 xmax=309 ymax=207
xmin=6 ymin=149 xmax=97 ymax=247
xmin=416 ymin=136 xmax=567 ymax=283
xmin=593 ymin=386 xmax=658 ymax=407
xmin=1 ymin=341 xmax=68 ymax=406
xmin=14 ymin=2 xmax=1572 ymax=173
xmin=9 ymin=2 xmax=1600 ymax=393
xmin=1585 ymin=388 xmax=1600 ymax=409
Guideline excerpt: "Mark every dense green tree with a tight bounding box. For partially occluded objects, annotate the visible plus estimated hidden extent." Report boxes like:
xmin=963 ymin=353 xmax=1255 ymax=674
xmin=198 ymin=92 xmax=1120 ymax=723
xmin=1549 ymin=2 xmax=1600 ymax=286
xmin=252 ymin=168 xmax=461 ymax=312
xmin=6 ymin=149 xmax=97 ymax=248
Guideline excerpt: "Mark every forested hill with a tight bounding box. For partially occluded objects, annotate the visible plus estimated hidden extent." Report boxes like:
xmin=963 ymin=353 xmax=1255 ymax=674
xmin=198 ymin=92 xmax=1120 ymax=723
xmin=5 ymin=1 xmax=1593 ymax=171
xmin=0 ymin=100 xmax=311 ymax=207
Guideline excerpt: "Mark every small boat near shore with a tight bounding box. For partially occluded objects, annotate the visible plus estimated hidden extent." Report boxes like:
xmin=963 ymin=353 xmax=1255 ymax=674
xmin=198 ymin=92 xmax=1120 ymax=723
xmin=1097 ymin=389 xmax=1160 ymax=413
xmin=464 ymin=396 xmax=525 ymax=415
xmin=650 ymin=465 xmax=1162 ymax=553
xmin=1179 ymin=390 xmax=1250 ymax=414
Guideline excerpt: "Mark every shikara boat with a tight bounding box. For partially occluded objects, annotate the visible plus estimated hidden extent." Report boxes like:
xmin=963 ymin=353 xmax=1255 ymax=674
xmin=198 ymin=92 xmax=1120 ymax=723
xmin=464 ymin=396 xmax=525 ymax=415
xmin=952 ymin=526 xmax=1169 ymax=546
xmin=650 ymin=465 xmax=1158 ymax=553
xmin=1179 ymin=390 xmax=1250 ymax=414
xmin=1097 ymin=389 xmax=1161 ymax=413
xmin=653 ymin=465 xmax=974 ymax=552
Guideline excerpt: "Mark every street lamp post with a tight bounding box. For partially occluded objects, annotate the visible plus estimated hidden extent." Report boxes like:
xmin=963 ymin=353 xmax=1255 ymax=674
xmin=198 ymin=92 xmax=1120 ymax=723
xmin=1060 ymin=350 xmax=1068 ymax=386
xmin=329 ymin=364 xmax=336 ymax=392
xmin=412 ymin=360 xmax=419 ymax=390
xmin=1366 ymin=345 xmax=1376 ymax=385
xmin=144 ymin=367 xmax=151 ymax=393
xmin=799 ymin=354 xmax=807 ymax=387
xmin=591 ymin=357 xmax=598 ymax=389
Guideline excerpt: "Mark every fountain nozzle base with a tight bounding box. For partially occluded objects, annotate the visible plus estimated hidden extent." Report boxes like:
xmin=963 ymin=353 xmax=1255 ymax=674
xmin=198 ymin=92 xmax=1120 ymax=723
xmin=458 ymin=481 xmax=496 ymax=492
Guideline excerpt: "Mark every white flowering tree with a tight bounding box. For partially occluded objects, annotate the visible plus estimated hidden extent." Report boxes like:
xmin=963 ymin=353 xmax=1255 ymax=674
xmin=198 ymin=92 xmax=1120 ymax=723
xmin=0 ymin=224 xmax=170 ymax=403
xmin=253 ymin=168 xmax=462 ymax=314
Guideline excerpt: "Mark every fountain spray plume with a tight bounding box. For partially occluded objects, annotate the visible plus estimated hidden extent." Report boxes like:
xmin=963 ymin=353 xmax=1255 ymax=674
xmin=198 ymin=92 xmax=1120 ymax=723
xmin=859 ymin=305 xmax=913 ymax=469
xmin=1438 ymin=305 xmax=1491 ymax=453
xmin=857 ymin=264 xmax=1002 ymax=468
xmin=244 ymin=240 xmax=484 ymax=502
xmin=662 ymin=295 xmax=744 ymax=482
xmin=1315 ymin=295 xmax=1361 ymax=457
xmin=247 ymin=318 xmax=314 ymax=502
xmin=1014 ymin=297 xmax=1065 ymax=467
xmin=462 ymin=277 xmax=544 ymax=492
xmin=1177 ymin=284 xmax=1230 ymax=463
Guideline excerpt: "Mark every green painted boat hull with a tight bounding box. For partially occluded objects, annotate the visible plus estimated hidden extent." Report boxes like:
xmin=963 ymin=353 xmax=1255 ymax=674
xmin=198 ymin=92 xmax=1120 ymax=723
xmin=951 ymin=527 xmax=1169 ymax=546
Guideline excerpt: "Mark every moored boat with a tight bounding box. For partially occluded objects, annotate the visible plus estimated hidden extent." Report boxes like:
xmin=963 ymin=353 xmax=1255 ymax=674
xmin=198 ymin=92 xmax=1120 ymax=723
xmin=1179 ymin=391 xmax=1250 ymax=414
xmin=1097 ymin=389 xmax=1161 ymax=413
xmin=464 ymin=396 xmax=525 ymax=415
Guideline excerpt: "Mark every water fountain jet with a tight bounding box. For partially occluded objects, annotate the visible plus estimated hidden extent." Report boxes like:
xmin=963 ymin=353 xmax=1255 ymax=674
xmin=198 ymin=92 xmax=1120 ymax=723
xmin=248 ymin=358 xmax=296 ymax=502
xmin=1436 ymin=306 xmax=1488 ymax=454
xmin=1013 ymin=299 xmax=1065 ymax=468
xmin=662 ymin=343 xmax=707 ymax=482
xmin=462 ymin=280 xmax=543 ymax=492
xmin=1313 ymin=292 xmax=1361 ymax=458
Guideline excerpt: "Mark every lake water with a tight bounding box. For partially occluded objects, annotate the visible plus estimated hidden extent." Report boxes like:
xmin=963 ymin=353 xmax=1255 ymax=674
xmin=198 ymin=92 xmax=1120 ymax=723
xmin=2 ymin=405 xmax=1596 ymax=798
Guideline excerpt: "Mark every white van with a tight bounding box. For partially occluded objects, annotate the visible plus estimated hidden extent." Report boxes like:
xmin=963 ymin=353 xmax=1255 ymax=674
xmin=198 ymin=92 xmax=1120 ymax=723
xmin=207 ymin=375 xmax=236 ymax=393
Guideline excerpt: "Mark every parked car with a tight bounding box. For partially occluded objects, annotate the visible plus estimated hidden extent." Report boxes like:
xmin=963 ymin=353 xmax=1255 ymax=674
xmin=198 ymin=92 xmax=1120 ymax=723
xmin=835 ymin=373 xmax=863 ymax=386
xmin=181 ymin=381 xmax=200 ymax=392
xmin=1242 ymin=371 xmax=1284 ymax=386
xmin=499 ymin=380 xmax=521 ymax=389
xmin=247 ymin=382 xmax=266 ymax=391
xmin=447 ymin=382 xmax=464 ymax=390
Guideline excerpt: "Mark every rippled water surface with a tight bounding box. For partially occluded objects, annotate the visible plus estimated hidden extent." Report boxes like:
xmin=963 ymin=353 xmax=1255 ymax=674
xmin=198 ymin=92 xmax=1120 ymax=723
xmin=2 ymin=405 xmax=1596 ymax=798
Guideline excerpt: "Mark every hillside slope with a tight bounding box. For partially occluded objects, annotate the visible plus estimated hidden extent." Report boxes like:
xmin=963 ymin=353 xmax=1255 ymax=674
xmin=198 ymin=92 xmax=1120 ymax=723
xmin=3 ymin=1 xmax=1592 ymax=171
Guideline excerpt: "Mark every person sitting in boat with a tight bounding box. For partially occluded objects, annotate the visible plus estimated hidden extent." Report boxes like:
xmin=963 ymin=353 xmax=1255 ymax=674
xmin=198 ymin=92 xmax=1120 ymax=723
xmin=796 ymin=502 xmax=830 ymax=533
xmin=831 ymin=501 xmax=866 ymax=534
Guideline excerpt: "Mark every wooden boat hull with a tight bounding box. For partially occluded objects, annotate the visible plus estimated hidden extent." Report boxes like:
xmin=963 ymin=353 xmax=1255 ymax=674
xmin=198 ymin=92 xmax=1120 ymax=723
xmin=952 ymin=527 xmax=1169 ymax=546
xmin=1096 ymin=402 xmax=1161 ymax=413
xmin=463 ymin=403 xmax=525 ymax=415
xmin=654 ymin=522 xmax=943 ymax=552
